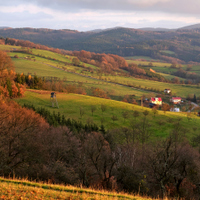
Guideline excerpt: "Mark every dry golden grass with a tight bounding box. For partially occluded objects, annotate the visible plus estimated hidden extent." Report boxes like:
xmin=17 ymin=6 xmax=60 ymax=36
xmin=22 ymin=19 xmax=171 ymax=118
xmin=0 ymin=177 xmax=159 ymax=200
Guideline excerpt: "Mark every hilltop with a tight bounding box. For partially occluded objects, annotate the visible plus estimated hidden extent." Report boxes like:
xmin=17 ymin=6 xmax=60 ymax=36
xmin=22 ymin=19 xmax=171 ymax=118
xmin=1 ymin=25 xmax=200 ymax=62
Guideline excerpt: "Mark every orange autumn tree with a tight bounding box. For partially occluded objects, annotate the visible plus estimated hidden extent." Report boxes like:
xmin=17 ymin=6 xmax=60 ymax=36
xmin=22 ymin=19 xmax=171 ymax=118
xmin=0 ymin=50 xmax=25 ymax=98
xmin=0 ymin=99 xmax=49 ymax=176
xmin=0 ymin=50 xmax=14 ymax=83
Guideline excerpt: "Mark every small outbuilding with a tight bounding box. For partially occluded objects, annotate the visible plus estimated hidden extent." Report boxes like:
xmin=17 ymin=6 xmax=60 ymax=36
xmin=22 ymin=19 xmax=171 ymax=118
xmin=171 ymin=97 xmax=181 ymax=104
xmin=170 ymin=107 xmax=180 ymax=112
xmin=164 ymin=89 xmax=171 ymax=94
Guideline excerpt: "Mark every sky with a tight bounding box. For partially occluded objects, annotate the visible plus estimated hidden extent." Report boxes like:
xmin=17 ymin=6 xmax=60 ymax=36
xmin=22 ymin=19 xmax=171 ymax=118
xmin=0 ymin=0 xmax=200 ymax=31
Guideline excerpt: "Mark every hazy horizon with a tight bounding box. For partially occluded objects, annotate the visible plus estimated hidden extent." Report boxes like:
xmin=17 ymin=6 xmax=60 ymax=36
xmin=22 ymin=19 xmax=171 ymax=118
xmin=0 ymin=0 xmax=200 ymax=31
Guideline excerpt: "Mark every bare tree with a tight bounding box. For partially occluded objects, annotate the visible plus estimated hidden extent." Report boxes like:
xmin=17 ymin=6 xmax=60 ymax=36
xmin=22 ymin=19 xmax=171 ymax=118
xmin=122 ymin=110 xmax=129 ymax=122
xmin=83 ymin=132 xmax=117 ymax=189
xmin=111 ymin=115 xmax=118 ymax=123
xmin=101 ymin=104 xmax=107 ymax=114
xmin=79 ymin=107 xmax=85 ymax=118
xmin=132 ymin=110 xmax=140 ymax=122
xmin=91 ymin=105 xmax=97 ymax=116
xmin=146 ymin=137 xmax=200 ymax=199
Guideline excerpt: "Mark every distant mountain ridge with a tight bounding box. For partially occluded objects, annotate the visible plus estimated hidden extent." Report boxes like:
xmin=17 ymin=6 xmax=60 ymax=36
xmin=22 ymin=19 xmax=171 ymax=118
xmin=138 ymin=27 xmax=174 ymax=32
xmin=179 ymin=23 xmax=200 ymax=30
xmin=0 ymin=26 xmax=10 ymax=29
xmin=1 ymin=24 xmax=200 ymax=62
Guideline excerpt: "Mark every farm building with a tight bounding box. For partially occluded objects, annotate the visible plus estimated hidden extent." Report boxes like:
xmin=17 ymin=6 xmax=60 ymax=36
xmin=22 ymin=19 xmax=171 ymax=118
xmin=170 ymin=107 xmax=180 ymax=112
xmin=164 ymin=89 xmax=171 ymax=94
xmin=150 ymin=97 xmax=162 ymax=105
xmin=171 ymin=97 xmax=181 ymax=104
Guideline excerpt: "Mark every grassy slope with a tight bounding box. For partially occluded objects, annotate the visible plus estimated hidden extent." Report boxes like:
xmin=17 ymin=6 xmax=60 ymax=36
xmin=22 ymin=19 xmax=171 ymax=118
xmin=7 ymin=48 xmax=149 ymax=100
xmin=101 ymin=74 xmax=200 ymax=98
xmin=12 ymin=57 xmax=147 ymax=99
xmin=3 ymin=44 xmax=200 ymax=139
xmin=15 ymin=91 xmax=200 ymax=140
xmin=0 ymin=177 xmax=151 ymax=200
xmin=126 ymin=59 xmax=172 ymax=67
xmin=2 ymin=44 xmax=200 ymax=99
xmin=124 ymin=56 xmax=159 ymax=61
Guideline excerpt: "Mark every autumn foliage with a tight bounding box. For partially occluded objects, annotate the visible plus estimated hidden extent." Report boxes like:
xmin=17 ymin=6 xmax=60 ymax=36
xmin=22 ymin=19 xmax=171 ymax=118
xmin=0 ymin=50 xmax=25 ymax=98
xmin=72 ymin=50 xmax=128 ymax=73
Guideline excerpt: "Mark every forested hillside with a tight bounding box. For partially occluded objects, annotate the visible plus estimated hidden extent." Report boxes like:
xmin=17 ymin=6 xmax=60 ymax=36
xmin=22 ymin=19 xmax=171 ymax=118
xmin=1 ymin=27 xmax=200 ymax=62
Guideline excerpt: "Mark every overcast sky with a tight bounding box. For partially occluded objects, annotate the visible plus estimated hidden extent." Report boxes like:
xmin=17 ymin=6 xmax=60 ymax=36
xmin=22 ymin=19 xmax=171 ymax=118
xmin=0 ymin=0 xmax=200 ymax=31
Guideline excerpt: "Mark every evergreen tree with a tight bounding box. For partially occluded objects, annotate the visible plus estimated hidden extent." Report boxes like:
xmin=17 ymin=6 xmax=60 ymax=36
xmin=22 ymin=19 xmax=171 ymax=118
xmin=193 ymin=94 xmax=197 ymax=103
xmin=6 ymin=79 xmax=12 ymax=97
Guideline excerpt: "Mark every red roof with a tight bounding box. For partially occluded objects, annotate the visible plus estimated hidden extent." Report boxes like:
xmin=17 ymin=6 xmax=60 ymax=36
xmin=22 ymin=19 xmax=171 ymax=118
xmin=151 ymin=97 xmax=162 ymax=101
xmin=172 ymin=97 xmax=181 ymax=100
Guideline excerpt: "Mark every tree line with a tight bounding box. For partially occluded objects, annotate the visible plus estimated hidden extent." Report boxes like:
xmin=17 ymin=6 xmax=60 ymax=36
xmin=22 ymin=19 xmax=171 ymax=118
xmin=23 ymin=103 xmax=105 ymax=134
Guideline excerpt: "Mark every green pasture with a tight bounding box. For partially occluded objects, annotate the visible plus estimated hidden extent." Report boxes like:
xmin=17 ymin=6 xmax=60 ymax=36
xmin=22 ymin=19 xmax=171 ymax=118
xmin=11 ymin=56 xmax=96 ymax=82
xmin=156 ymin=72 xmax=186 ymax=81
xmin=15 ymin=91 xmax=200 ymax=141
xmin=187 ymin=65 xmax=200 ymax=75
xmin=9 ymin=52 xmax=64 ymax=66
xmin=124 ymin=56 xmax=159 ymax=61
xmin=11 ymin=55 xmax=149 ymax=99
xmin=12 ymin=58 xmax=67 ymax=77
xmin=189 ymin=65 xmax=200 ymax=71
xmin=160 ymin=50 xmax=175 ymax=55
xmin=3 ymin=43 xmax=200 ymax=102
xmin=0 ymin=44 xmax=21 ymax=51
xmin=11 ymin=51 xmax=200 ymax=99
xmin=126 ymin=59 xmax=172 ymax=67
xmin=101 ymin=75 xmax=200 ymax=98
xmin=10 ymin=51 xmax=97 ymax=76
xmin=150 ymin=66 xmax=177 ymax=74
xmin=31 ymin=48 xmax=74 ymax=63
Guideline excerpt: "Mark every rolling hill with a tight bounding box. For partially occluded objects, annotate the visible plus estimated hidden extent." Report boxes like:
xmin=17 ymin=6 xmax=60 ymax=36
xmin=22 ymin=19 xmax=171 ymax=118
xmin=1 ymin=26 xmax=200 ymax=62
xmin=1 ymin=37 xmax=200 ymax=199
xmin=15 ymin=90 xmax=200 ymax=141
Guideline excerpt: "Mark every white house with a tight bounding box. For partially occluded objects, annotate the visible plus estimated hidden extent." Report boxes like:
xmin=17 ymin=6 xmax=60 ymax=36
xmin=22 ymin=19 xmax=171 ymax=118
xmin=150 ymin=97 xmax=162 ymax=105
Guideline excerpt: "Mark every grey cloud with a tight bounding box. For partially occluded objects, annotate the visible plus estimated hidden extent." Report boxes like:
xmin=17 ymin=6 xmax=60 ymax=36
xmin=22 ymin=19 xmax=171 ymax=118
xmin=0 ymin=11 xmax=53 ymax=28
xmin=3 ymin=0 xmax=200 ymax=16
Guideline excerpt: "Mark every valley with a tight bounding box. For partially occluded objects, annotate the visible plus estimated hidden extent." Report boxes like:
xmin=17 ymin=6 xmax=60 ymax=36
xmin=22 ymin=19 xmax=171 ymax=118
xmin=1 ymin=35 xmax=200 ymax=199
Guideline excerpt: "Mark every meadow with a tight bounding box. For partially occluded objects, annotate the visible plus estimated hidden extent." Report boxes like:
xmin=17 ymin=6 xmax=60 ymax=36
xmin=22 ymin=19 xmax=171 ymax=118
xmin=124 ymin=56 xmax=160 ymax=61
xmin=2 ymin=44 xmax=200 ymax=100
xmin=4 ymin=46 xmax=149 ymax=99
xmin=126 ymin=59 xmax=172 ymax=67
xmin=100 ymin=74 xmax=200 ymax=98
xmin=15 ymin=90 xmax=200 ymax=141
xmin=2 ymin=43 xmax=199 ymax=141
